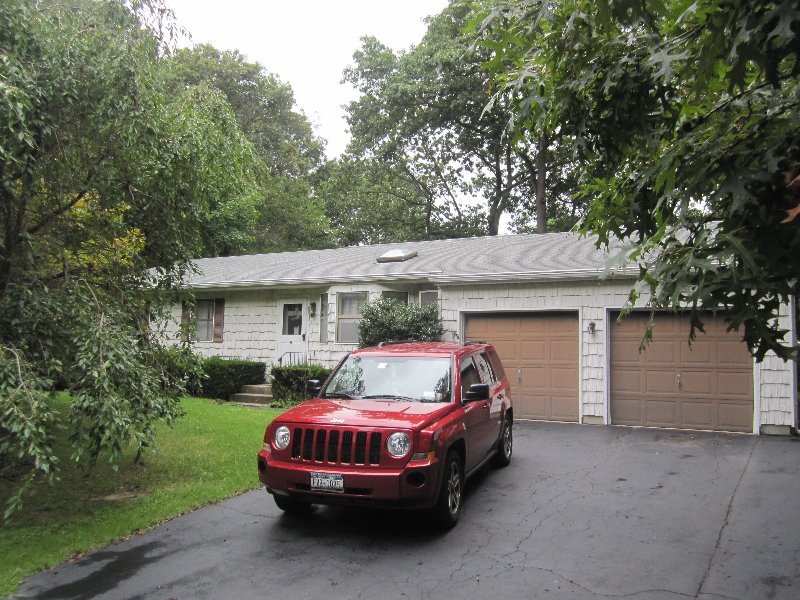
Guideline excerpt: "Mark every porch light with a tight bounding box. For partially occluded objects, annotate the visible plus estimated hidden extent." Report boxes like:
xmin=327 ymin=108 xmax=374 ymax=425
xmin=587 ymin=321 xmax=596 ymax=334
xmin=308 ymin=302 xmax=317 ymax=317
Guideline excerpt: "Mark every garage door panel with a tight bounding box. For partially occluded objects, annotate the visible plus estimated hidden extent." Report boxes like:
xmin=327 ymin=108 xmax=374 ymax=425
xmin=680 ymin=342 xmax=712 ymax=364
xmin=610 ymin=312 xmax=753 ymax=433
xmin=643 ymin=342 xmax=680 ymax=364
xmin=613 ymin=397 xmax=643 ymax=425
xmin=681 ymin=402 xmax=714 ymax=429
xmin=552 ymin=396 xmax=580 ymax=421
xmin=517 ymin=395 xmax=547 ymax=419
xmin=612 ymin=370 xmax=642 ymax=393
xmin=611 ymin=344 xmax=644 ymax=364
xmin=646 ymin=371 xmax=678 ymax=394
xmin=718 ymin=341 xmax=753 ymax=366
xmin=491 ymin=341 xmax=517 ymax=360
xmin=465 ymin=312 xmax=578 ymax=422
xmin=550 ymin=340 xmax=577 ymax=362
xmin=718 ymin=372 xmax=752 ymax=398
xmin=718 ymin=404 xmax=753 ymax=432
xmin=550 ymin=367 xmax=578 ymax=392
xmin=520 ymin=341 xmax=546 ymax=361
xmin=523 ymin=366 xmax=547 ymax=387
xmin=681 ymin=372 xmax=713 ymax=394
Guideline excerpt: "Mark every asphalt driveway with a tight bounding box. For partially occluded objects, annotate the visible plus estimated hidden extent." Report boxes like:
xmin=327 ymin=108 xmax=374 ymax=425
xmin=15 ymin=422 xmax=800 ymax=600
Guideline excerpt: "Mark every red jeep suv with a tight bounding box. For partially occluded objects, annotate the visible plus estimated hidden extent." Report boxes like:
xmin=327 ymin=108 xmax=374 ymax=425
xmin=257 ymin=341 xmax=513 ymax=528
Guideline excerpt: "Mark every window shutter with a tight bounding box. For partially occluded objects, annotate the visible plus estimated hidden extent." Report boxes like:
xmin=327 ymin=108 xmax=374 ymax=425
xmin=213 ymin=298 xmax=225 ymax=342
xmin=180 ymin=301 xmax=190 ymax=342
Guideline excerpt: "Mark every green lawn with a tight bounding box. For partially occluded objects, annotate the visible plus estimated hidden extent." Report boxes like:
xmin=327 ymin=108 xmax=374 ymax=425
xmin=0 ymin=397 xmax=280 ymax=596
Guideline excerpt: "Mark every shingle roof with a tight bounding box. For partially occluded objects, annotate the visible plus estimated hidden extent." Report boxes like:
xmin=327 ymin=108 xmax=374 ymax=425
xmin=184 ymin=232 xmax=633 ymax=290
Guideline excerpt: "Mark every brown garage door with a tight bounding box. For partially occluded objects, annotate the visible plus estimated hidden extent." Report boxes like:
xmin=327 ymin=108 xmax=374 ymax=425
xmin=464 ymin=312 xmax=579 ymax=422
xmin=610 ymin=312 xmax=754 ymax=432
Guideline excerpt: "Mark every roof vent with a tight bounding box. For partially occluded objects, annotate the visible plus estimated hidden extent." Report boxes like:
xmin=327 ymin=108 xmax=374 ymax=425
xmin=376 ymin=248 xmax=418 ymax=263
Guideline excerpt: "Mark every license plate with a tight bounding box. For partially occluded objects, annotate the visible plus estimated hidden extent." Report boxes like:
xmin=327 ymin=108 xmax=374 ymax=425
xmin=310 ymin=472 xmax=344 ymax=493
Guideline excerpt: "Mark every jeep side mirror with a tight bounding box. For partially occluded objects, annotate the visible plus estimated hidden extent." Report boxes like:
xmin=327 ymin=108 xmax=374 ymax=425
xmin=306 ymin=379 xmax=322 ymax=397
xmin=464 ymin=383 xmax=489 ymax=402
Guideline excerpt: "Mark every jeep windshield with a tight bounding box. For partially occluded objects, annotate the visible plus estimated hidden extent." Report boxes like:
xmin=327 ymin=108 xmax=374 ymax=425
xmin=322 ymin=355 xmax=452 ymax=402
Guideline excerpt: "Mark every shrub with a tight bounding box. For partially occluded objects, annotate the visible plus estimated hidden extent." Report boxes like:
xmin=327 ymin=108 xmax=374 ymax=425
xmin=271 ymin=364 xmax=333 ymax=404
xmin=201 ymin=356 xmax=266 ymax=400
xmin=153 ymin=345 xmax=207 ymax=397
xmin=358 ymin=297 xmax=445 ymax=348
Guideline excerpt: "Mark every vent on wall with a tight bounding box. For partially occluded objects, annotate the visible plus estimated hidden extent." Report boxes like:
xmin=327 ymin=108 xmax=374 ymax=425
xmin=376 ymin=248 xmax=418 ymax=263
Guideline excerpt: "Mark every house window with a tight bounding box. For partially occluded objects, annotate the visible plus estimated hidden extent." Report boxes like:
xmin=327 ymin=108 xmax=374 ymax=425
xmin=420 ymin=290 xmax=438 ymax=306
xmin=381 ymin=291 xmax=408 ymax=304
xmin=181 ymin=298 xmax=225 ymax=343
xmin=282 ymin=303 xmax=303 ymax=335
xmin=337 ymin=292 xmax=367 ymax=343
xmin=196 ymin=300 xmax=215 ymax=342
xmin=320 ymin=293 xmax=329 ymax=343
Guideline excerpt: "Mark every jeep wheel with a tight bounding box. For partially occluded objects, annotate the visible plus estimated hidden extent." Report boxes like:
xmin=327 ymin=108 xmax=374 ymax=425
xmin=273 ymin=493 xmax=312 ymax=515
xmin=432 ymin=451 xmax=463 ymax=529
xmin=491 ymin=414 xmax=513 ymax=468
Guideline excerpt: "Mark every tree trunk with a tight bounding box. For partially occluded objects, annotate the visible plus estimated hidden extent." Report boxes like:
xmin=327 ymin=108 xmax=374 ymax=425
xmin=536 ymin=136 xmax=548 ymax=234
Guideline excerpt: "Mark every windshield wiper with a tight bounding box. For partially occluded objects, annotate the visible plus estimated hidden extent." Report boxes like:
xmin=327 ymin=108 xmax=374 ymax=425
xmin=362 ymin=394 xmax=416 ymax=401
xmin=322 ymin=392 xmax=354 ymax=399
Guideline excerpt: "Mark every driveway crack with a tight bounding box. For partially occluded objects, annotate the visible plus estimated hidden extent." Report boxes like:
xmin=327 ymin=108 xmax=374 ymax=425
xmin=694 ymin=437 xmax=758 ymax=599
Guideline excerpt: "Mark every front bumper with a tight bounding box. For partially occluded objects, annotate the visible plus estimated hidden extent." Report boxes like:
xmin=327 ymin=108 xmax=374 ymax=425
xmin=257 ymin=450 xmax=441 ymax=509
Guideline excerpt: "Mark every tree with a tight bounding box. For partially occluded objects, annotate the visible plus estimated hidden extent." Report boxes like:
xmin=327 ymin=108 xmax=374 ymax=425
xmin=165 ymin=44 xmax=335 ymax=254
xmin=477 ymin=0 xmax=800 ymax=360
xmin=0 ymin=0 xmax=261 ymax=516
xmin=343 ymin=2 xmax=582 ymax=236
xmin=316 ymin=157 xmax=485 ymax=246
xmin=167 ymin=44 xmax=324 ymax=179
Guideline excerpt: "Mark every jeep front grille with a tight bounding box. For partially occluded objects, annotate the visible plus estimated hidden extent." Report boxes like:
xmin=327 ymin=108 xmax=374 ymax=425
xmin=291 ymin=427 xmax=382 ymax=466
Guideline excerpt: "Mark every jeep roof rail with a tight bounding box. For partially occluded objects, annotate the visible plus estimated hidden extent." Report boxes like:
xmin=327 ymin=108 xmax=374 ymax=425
xmin=377 ymin=339 xmax=416 ymax=347
xmin=463 ymin=339 xmax=487 ymax=346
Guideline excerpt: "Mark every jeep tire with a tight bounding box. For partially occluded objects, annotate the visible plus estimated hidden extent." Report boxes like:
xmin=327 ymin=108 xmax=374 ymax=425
xmin=432 ymin=450 xmax=464 ymax=529
xmin=491 ymin=414 xmax=513 ymax=468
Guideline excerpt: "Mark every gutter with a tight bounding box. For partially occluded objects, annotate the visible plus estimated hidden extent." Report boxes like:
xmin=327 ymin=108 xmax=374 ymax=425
xmin=183 ymin=267 xmax=638 ymax=291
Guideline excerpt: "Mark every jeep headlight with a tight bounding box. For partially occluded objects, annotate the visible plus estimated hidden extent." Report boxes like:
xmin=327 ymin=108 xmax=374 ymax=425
xmin=274 ymin=426 xmax=291 ymax=450
xmin=386 ymin=432 xmax=411 ymax=458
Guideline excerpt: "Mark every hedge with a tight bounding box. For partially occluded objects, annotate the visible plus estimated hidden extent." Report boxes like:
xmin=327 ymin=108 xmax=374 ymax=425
xmin=201 ymin=356 xmax=266 ymax=400
xmin=271 ymin=364 xmax=333 ymax=404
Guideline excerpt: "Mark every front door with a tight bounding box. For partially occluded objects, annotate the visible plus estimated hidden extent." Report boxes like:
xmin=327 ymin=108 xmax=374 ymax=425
xmin=276 ymin=300 xmax=307 ymax=365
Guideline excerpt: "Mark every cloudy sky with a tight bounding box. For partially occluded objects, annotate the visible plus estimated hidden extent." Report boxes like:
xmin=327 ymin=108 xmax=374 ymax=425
xmin=164 ymin=0 xmax=450 ymax=158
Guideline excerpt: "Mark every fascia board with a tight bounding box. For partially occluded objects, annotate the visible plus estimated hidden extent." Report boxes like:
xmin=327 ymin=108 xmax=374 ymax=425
xmin=429 ymin=268 xmax=639 ymax=285
xmin=185 ymin=267 xmax=639 ymax=291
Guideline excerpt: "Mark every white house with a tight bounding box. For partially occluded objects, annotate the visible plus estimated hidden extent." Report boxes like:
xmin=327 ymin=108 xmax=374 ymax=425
xmin=164 ymin=233 xmax=798 ymax=435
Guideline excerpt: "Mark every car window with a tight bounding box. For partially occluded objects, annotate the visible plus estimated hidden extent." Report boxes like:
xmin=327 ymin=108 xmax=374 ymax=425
xmin=324 ymin=355 xmax=451 ymax=402
xmin=487 ymin=349 xmax=506 ymax=381
xmin=474 ymin=352 xmax=496 ymax=384
xmin=459 ymin=357 xmax=480 ymax=398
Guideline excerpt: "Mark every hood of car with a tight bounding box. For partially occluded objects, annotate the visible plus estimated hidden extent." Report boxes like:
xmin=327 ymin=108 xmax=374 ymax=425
xmin=276 ymin=397 xmax=457 ymax=430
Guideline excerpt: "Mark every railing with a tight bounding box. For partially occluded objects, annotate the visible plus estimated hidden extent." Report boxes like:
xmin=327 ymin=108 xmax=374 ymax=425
xmin=278 ymin=352 xmax=307 ymax=366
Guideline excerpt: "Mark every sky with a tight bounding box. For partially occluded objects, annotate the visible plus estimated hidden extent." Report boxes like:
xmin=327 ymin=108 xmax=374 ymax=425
xmin=164 ymin=0 xmax=450 ymax=159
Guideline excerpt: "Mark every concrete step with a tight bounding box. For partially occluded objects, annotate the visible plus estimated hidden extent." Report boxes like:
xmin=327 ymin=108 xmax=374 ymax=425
xmin=229 ymin=392 xmax=274 ymax=404
xmin=242 ymin=384 xmax=272 ymax=394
